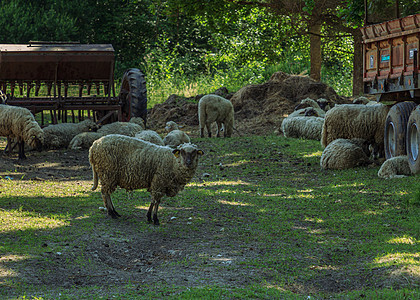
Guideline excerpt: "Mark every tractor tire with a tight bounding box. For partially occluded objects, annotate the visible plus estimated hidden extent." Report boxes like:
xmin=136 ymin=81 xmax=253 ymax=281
xmin=384 ymin=101 xmax=417 ymax=159
xmin=119 ymin=68 xmax=147 ymax=124
xmin=406 ymin=105 xmax=420 ymax=174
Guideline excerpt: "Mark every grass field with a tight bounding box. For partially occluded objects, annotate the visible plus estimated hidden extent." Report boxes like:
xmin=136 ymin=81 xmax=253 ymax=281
xmin=0 ymin=135 xmax=419 ymax=299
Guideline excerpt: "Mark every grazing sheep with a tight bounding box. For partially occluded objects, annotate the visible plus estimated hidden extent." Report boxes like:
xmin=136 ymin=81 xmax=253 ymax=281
xmin=281 ymin=116 xmax=324 ymax=140
xmin=321 ymin=104 xmax=390 ymax=156
xmin=89 ymin=135 xmax=204 ymax=225
xmin=320 ymin=138 xmax=373 ymax=170
xmin=135 ymin=130 xmax=165 ymax=146
xmin=42 ymin=119 xmax=99 ymax=149
xmin=165 ymin=121 xmax=179 ymax=132
xmin=163 ymin=130 xmax=191 ymax=148
xmin=69 ymin=121 xmax=144 ymax=149
xmin=198 ymin=94 xmax=234 ymax=138
xmin=0 ymin=105 xmax=44 ymax=159
xmin=378 ymin=156 xmax=412 ymax=179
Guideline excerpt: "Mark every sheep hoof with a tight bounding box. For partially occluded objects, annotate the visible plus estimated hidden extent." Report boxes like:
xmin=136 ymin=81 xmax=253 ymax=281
xmin=153 ymin=218 xmax=160 ymax=226
xmin=108 ymin=210 xmax=121 ymax=219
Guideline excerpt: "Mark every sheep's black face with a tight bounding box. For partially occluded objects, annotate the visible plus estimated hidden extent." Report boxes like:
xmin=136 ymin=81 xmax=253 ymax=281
xmin=317 ymin=101 xmax=328 ymax=111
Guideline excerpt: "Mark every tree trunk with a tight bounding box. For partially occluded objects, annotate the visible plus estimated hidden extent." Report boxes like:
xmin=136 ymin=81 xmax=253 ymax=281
xmin=352 ymin=29 xmax=364 ymax=96
xmin=309 ymin=23 xmax=322 ymax=81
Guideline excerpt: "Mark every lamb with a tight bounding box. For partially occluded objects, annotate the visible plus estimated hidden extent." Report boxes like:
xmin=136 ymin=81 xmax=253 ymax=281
xmin=0 ymin=105 xmax=44 ymax=159
xmin=320 ymin=103 xmax=390 ymax=156
xmin=89 ymin=134 xmax=204 ymax=225
xmin=198 ymin=94 xmax=234 ymax=138
xmin=69 ymin=121 xmax=144 ymax=149
xmin=42 ymin=118 xmax=99 ymax=149
xmin=129 ymin=117 xmax=146 ymax=129
xmin=378 ymin=156 xmax=412 ymax=179
xmin=135 ymin=130 xmax=165 ymax=146
xmin=281 ymin=116 xmax=324 ymax=140
xmin=320 ymin=138 xmax=373 ymax=170
xmin=163 ymin=130 xmax=191 ymax=148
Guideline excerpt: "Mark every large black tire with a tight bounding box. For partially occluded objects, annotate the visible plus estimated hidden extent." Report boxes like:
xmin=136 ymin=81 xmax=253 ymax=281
xmin=406 ymin=106 xmax=420 ymax=174
xmin=119 ymin=68 xmax=148 ymax=124
xmin=384 ymin=101 xmax=417 ymax=159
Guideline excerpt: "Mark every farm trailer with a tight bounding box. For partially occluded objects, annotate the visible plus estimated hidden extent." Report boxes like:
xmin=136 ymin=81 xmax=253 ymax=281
xmin=361 ymin=13 xmax=420 ymax=174
xmin=0 ymin=42 xmax=147 ymax=126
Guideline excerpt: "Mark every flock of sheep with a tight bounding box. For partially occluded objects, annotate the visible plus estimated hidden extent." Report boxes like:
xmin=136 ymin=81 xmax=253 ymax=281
xmin=0 ymin=90 xmax=414 ymax=224
xmin=0 ymin=94 xmax=234 ymax=224
xmin=281 ymin=96 xmax=413 ymax=179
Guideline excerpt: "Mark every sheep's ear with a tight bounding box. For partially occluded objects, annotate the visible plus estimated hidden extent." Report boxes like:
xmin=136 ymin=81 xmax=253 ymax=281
xmin=173 ymin=149 xmax=180 ymax=158
xmin=197 ymin=150 xmax=204 ymax=156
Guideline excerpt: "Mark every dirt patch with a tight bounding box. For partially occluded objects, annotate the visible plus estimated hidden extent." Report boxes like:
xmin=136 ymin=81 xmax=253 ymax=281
xmin=147 ymin=72 xmax=351 ymax=136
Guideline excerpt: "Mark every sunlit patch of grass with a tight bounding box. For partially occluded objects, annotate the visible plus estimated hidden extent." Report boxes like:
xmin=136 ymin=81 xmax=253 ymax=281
xmin=387 ymin=235 xmax=417 ymax=245
xmin=0 ymin=210 xmax=69 ymax=232
xmin=375 ymin=253 xmax=420 ymax=266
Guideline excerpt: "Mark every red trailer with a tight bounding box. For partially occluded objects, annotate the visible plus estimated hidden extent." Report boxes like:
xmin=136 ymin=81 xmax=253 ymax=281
xmin=361 ymin=13 xmax=420 ymax=174
xmin=0 ymin=41 xmax=147 ymax=126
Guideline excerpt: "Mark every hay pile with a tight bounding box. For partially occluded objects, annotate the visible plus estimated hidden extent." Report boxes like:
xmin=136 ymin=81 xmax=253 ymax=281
xmin=147 ymin=71 xmax=351 ymax=136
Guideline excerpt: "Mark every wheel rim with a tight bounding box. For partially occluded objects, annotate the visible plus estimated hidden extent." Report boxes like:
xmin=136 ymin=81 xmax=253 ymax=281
xmin=387 ymin=121 xmax=396 ymax=157
xmin=409 ymin=122 xmax=419 ymax=161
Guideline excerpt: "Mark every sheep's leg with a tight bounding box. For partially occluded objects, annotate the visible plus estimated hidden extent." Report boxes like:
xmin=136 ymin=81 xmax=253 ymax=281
xmin=147 ymin=194 xmax=162 ymax=225
xmin=18 ymin=141 xmax=26 ymax=160
xmin=200 ymin=127 xmax=205 ymax=138
xmin=147 ymin=202 xmax=154 ymax=223
xmin=102 ymin=192 xmax=120 ymax=218
xmin=206 ymin=122 xmax=212 ymax=137
xmin=216 ymin=122 xmax=222 ymax=137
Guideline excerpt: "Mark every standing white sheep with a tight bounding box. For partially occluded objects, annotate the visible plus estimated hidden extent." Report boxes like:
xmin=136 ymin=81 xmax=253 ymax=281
xmin=0 ymin=105 xmax=44 ymax=159
xmin=320 ymin=138 xmax=373 ymax=170
xmin=378 ymin=156 xmax=412 ymax=179
xmin=198 ymin=94 xmax=234 ymax=138
xmin=42 ymin=118 xmax=99 ymax=149
xmin=321 ymin=104 xmax=390 ymax=156
xmin=89 ymin=135 xmax=204 ymax=225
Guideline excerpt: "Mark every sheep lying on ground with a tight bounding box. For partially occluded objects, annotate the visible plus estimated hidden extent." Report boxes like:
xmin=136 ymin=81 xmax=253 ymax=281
xmin=320 ymin=138 xmax=373 ymax=170
xmin=165 ymin=121 xmax=179 ymax=132
xmin=289 ymin=98 xmax=327 ymax=118
xmin=198 ymin=94 xmax=234 ymax=138
xmin=352 ymin=96 xmax=377 ymax=105
xmin=129 ymin=117 xmax=146 ymax=129
xmin=89 ymin=134 xmax=204 ymax=225
xmin=378 ymin=156 xmax=412 ymax=179
xmin=135 ymin=130 xmax=165 ymax=146
xmin=281 ymin=116 xmax=324 ymax=140
xmin=294 ymin=97 xmax=330 ymax=114
xmin=0 ymin=105 xmax=44 ymax=159
xmin=163 ymin=130 xmax=191 ymax=148
xmin=69 ymin=121 xmax=144 ymax=149
xmin=42 ymin=118 xmax=99 ymax=149
xmin=321 ymin=103 xmax=390 ymax=156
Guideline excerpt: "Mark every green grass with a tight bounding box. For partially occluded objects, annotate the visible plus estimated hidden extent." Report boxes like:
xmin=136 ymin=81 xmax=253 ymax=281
xmin=1 ymin=136 xmax=418 ymax=299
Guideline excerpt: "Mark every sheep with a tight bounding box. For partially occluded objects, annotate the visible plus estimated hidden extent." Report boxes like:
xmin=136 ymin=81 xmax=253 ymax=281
xmin=352 ymin=96 xmax=377 ymax=105
xmin=69 ymin=121 xmax=144 ymax=150
xmin=69 ymin=132 xmax=103 ymax=150
xmin=320 ymin=138 xmax=373 ymax=170
xmin=135 ymin=130 xmax=165 ymax=146
xmin=320 ymin=103 xmax=390 ymax=157
xmin=165 ymin=121 xmax=179 ymax=132
xmin=163 ymin=130 xmax=191 ymax=148
xmin=42 ymin=118 xmax=99 ymax=149
xmin=129 ymin=117 xmax=146 ymax=129
xmin=378 ymin=156 xmax=412 ymax=179
xmin=0 ymin=105 xmax=44 ymax=159
xmin=281 ymin=116 xmax=324 ymax=140
xmin=198 ymin=94 xmax=234 ymax=138
xmin=289 ymin=100 xmax=327 ymax=118
xmin=89 ymin=134 xmax=204 ymax=225
xmin=293 ymin=98 xmax=330 ymax=115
